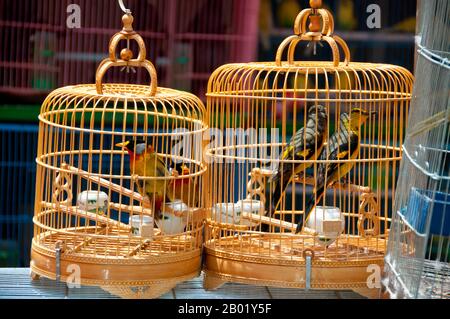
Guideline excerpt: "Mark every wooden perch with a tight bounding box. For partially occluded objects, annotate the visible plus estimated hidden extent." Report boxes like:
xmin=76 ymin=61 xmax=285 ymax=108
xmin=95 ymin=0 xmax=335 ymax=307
xmin=240 ymin=212 xmax=317 ymax=235
xmin=42 ymin=202 xmax=131 ymax=231
xmin=61 ymin=163 xmax=144 ymax=202
xmin=63 ymin=163 xmax=206 ymax=222
xmin=109 ymin=202 xmax=152 ymax=217
xmin=293 ymin=176 xmax=372 ymax=194
xmin=248 ymin=167 xmax=373 ymax=194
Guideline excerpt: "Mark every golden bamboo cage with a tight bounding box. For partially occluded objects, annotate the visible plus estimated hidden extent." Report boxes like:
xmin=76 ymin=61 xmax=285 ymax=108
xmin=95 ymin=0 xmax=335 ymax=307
xmin=203 ymin=0 xmax=414 ymax=298
xmin=30 ymin=11 xmax=207 ymax=299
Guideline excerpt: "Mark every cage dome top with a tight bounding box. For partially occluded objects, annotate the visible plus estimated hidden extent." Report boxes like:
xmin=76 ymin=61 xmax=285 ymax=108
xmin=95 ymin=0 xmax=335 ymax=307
xmin=207 ymin=0 xmax=413 ymax=92
xmin=41 ymin=12 xmax=205 ymax=117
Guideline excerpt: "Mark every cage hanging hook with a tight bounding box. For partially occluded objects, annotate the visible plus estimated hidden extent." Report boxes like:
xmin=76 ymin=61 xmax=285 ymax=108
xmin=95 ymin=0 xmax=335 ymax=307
xmin=118 ymin=0 xmax=131 ymax=14
xmin=118 ymin=0 xmax=134 ymax=73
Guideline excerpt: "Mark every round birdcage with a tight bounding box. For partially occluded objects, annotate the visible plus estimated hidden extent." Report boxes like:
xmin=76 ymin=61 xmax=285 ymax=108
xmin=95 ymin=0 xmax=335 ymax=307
xmin=30 ymin=12 xmax=207 ymax=299
xmin=203 ymin=0 xmax=413 ymax=298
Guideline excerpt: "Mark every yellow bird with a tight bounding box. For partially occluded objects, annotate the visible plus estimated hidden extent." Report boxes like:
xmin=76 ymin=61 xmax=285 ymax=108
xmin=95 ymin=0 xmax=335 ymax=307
xmin=116 ymin=138 xmax=173 ymax=220
xmin=265 ymin=105 xmax=328 ymax=217
xmin=296 ymin=107 xmax=376 ymax=233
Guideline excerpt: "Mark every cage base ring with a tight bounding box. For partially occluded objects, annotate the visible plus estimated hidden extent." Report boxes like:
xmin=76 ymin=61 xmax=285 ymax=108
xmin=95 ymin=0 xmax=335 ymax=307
xmin=203 ymin=248 xmax=383 ymax=299
xmin=30 ymin=240 xmax=201 ymax=298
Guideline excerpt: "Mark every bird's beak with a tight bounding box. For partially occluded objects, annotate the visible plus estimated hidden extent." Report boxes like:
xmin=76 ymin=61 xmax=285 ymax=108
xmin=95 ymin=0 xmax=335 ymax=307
xmin=369 ymin=111 xmax=377 ymax=118
xmin=115 ymin=140 xmax=130 ymax=148
xmin=181 ymin=165 xmax=190 ymax=175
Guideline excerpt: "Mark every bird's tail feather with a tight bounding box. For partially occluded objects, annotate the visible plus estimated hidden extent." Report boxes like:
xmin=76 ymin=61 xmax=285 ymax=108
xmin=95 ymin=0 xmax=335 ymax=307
xmin=296 ymin=186 xmax=325 ymax=233
xmin=263 ymin=175 xmax=278 ymax=217
xmin=264 ymin=175 xmax=290 ymax=218
xmin=261 ymin=179 xmax=274 ymax=232
xmin=273 ymin=176 xmax=290 ymax=214
xmin=264 ymin=179 xmax=271 ymax=210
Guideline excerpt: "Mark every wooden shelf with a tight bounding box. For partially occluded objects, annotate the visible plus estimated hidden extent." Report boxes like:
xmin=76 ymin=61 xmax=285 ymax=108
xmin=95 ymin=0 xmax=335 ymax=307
xmin=0 ymin=268 xmax=365 ymax=299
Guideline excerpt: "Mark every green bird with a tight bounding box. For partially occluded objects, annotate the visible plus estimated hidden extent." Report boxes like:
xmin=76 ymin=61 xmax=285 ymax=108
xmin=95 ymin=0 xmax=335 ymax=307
xmin=296 ymin=107 xmax=376 ymax=233
xmin=116 ymin=138 xmax=174 ymax=221
xmin=265 ymin=105 xmax=328 ymax=218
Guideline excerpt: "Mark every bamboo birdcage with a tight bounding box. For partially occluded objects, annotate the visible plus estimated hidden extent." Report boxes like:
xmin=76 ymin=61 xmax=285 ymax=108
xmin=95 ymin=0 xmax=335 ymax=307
xmin=203 ymin=0 xmax=414 ymax=298
xmin=30 ymin=11 xmax=207 ymax=299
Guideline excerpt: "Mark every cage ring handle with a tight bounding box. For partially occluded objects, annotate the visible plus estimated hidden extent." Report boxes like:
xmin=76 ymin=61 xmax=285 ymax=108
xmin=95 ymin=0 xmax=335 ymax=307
xmin=331 ymin=34 xmax=351 ymax=64
xmin=275 ymin=35 xmax=299 ymax=66
xmin=95 ymin=13 xmax=158 ymax=96
xmin=276 ymin=1 xmax=351 ymax=67
xmin=275 ymin=34 xmax=350 ymax=67
xmin=287 ymin=36 xmax=340 ymax=65
xmin=96 ymin=59 xmax=157 ymax=96
xmin=287 ymin=35 xmax=351 ymax=66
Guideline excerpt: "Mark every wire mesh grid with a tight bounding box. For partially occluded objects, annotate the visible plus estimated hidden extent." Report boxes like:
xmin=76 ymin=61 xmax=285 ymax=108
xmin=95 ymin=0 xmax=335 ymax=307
xmin=383 ymin=0 xmax=449 ymax=299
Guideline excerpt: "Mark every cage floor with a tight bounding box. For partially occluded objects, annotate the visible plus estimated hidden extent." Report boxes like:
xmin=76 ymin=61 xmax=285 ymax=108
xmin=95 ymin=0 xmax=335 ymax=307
xmin=206 ymin=234 xmax=387 ymax=262
xmin=34 ymin=226 xmax=199 ymax=258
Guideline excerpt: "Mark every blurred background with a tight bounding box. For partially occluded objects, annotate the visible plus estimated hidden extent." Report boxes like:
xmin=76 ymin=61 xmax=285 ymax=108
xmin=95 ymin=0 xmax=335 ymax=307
xmin=0 ymin=0 xmax=417 ymax=267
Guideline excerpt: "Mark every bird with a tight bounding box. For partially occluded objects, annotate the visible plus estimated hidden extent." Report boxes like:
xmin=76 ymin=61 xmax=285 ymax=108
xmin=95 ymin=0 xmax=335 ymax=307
xmin=265 ymin=104 xmax=328 ymax=219
xmin=116 ymin=138 xmax=173 ymax=220
xmin=168 ymin=163 xmax=199 ymax=207
xmin=296 ymin=107 xmax=376 ymax=233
